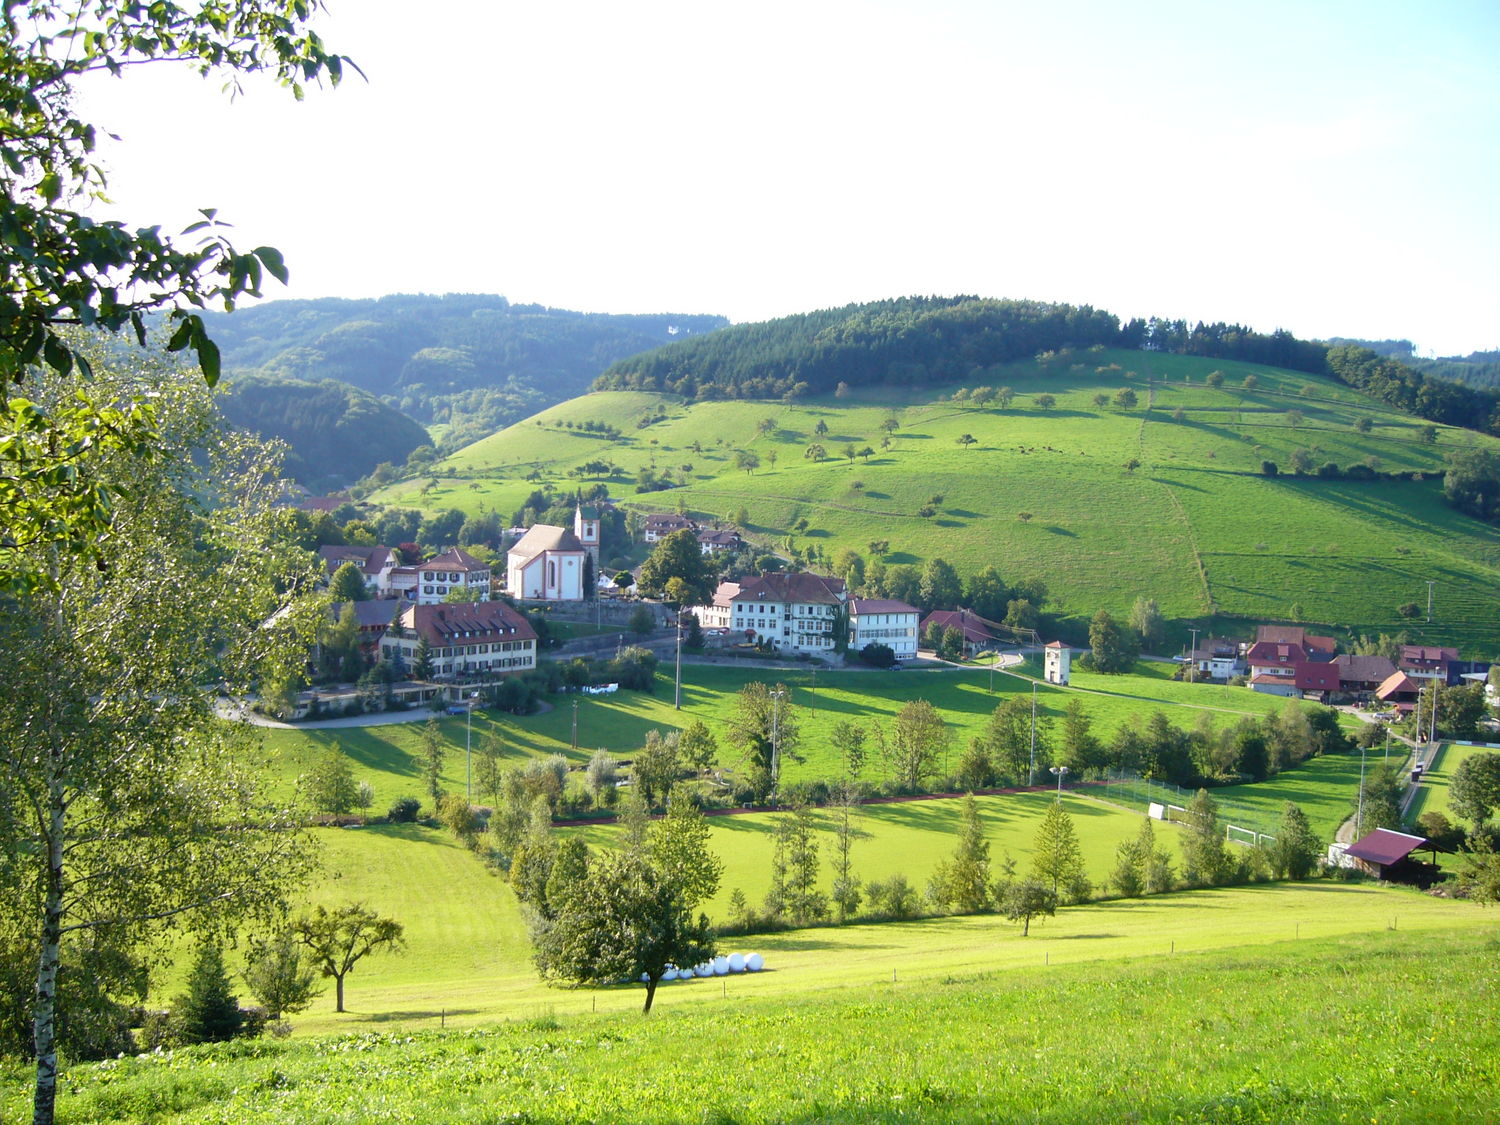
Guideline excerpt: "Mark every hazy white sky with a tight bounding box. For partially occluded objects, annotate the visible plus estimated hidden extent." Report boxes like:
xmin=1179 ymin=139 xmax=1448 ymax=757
xmin=78 ymin=0 xmax=1500 ymax=356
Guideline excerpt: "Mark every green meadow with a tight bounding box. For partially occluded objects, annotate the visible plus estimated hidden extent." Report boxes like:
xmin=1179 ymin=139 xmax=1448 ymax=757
xmin=264 ymin=660 xmax=1359 ymax=807
xmin=368 ymin=349 xmax=1500 ymax=653
xmin=14 ymin=898 xmax=1498 ymax=1123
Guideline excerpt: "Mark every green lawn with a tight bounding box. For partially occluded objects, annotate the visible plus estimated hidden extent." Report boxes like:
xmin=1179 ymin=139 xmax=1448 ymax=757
xmin=1406 ymin=741 xmax=1500 ymax=823
xmin=366 ymin=350 xmax=1500 ymax=653
xmin=21 ymin=894 xmax=1498 ymax=1125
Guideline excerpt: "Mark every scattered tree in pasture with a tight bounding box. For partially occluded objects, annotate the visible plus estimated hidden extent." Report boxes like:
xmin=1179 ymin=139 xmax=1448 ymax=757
xmin=303 ymin=744 xmax=361 ymax=816
xmin=1092 ymin=392 xmax=1110 ymax=408
xmin=242 ymin=932 xmax=322 ymax=1021
xmin=1180 ymin=789 xmax=1233 ymax=887
xmin=633 ymin=729 xmax=683 ymax=809
xmin=1113 ymin=388 xmax=1138 ymax=410
xmin=929 ymin=795 xmax=992 ymax=912
xmin=1354 ymin=416 xmax=1374 ymax=433
xmin=292 ymin=905 xmax=405 ymax=1014
xmin=170 ymin=944 xmax=243 ymax=1045
xmin=815 ymin=419 xmax=829 ymax=436
xmin=1001 ymin=878 xmax=1056 ymax=936
xmin=878 ymin=700 xmax=950 ymax=791
xmin=1267 ymin=802 xmax=1321 ymax=880
xmin=1207 ymin=371 xmax=1225 ymax=388
xmin=1034 ymin=393 xmax=1056 ymax=409
xmin=1088 ymin=609 xmax=1136 ymax=673
xmin=1129 ymin=596 xmax=1165 ymax=653
xmin=1243 ymin=374 xmax=1259 ymax=389
xmin=805 ymin=443 xmax=827 ymax=461
xmin=1031 ymin=801 xmax=1085 ymax=900
xmin=734 ymin=449 xmax=761 ymax=474
xmin=766 ymin=803 xmax=826 ymax=925
xmin=726 ymin=682 xmax=801 ymax=801
xmin=957 ymin=433 xmax=977 ymax=451
xmin=831 ymin=720 xmax=869 ymax=780
xmin=417 ymin=717 xmax=447 ymax=800
xmin=1123 ymin=457 xmax=1142 ymax=474
xmin=829 ymin=781 xmax=865 ymax=920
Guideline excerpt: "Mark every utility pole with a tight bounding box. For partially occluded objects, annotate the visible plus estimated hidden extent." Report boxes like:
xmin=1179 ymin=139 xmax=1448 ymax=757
xmin=1187 ymin=627 xmax=1200 ymax=685
xmin=1426 ymin=579 xmax=1436 ymax=623
xmin=1356 ymin=745 xmax=1367 ymax=837
xmin=465 ymin=691 xmax=477 ymax=801
xmin=1028 ymin=682 xmax=1038 ymax=786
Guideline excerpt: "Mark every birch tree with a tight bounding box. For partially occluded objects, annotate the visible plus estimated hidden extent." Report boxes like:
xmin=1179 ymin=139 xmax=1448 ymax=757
xmin=0 ymin=359 xmax=321 ymax=1125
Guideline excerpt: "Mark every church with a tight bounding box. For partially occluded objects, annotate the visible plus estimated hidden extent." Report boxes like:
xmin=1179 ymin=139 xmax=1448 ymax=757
xmin=504 ymin=504 xmax=599 ymax=601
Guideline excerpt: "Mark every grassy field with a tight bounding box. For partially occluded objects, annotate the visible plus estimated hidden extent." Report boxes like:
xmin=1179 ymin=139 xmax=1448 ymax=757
xmin=12 ymin=904 xmax=1498 ymax=1123
xmin=261 ymin=660 xmax=1363 ymax=809
xmin=366 ymin=349 xmax=1500 ymax=653
xmin=1407 ymin=741 xmax=1500 ymax=823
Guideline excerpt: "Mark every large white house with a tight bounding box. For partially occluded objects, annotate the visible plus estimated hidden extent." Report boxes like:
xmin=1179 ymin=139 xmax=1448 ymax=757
xmin=846 ymin=598 xmax=920 ymax=660
xmin=379 ymin=601 xmax=536 ymax=678
xmin=695 ymin=572 xmax=847 ymax=656
xmin=415 ymin=548 xmax=491 ymax=605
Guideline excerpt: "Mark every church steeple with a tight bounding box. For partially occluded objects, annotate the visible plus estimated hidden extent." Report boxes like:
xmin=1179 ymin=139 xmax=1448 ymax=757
xmin=574 ymin=502 xmax=600 ymax=564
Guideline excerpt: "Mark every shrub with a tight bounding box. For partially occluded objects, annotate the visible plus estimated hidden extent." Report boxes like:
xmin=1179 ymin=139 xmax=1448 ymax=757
xmin=859 ymin=642 xmax=896 ymax=668
xmin=865 ymin=873 xmax=919 ymax=919
xmin=388 ymin=796 xmax=422 ymax=823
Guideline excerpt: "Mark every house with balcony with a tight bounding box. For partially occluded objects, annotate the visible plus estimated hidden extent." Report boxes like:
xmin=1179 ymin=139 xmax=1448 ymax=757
xmin=847 ymin=598 xmax=920 ymax=660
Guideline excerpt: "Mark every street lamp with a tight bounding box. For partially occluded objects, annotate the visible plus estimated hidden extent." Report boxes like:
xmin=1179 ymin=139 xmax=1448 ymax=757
xmin=1050 ymin=764 xmax=1070 ymax=797
xmin=674 ymin=605 xmax=683 ymax=711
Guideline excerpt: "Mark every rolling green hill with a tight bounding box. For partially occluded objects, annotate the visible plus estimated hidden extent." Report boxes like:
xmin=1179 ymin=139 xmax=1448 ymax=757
xmin=372 ymin=347 xmax=1500 ymax=653
xmin=201 ymin=294 xmax=727 ymax=454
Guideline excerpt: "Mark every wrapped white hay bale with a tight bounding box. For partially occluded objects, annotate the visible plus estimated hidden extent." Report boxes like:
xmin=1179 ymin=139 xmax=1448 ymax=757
xmin=727 ymin=953 xmax=746 ymax=972
xmin=746 ymin=953 xmax=764 ymax=972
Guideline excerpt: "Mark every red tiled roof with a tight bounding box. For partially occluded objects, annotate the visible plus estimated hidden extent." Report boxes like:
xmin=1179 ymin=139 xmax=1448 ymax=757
xmin=1294 ymin=663 xmax=1340 ymax=692
xmin=397 ymin=601 xmax=536 ymax=647
xmin=731 ymin=572 xmax=847 ymax=605
xmin=1376 ymin=671 xmax=1422 ymax=700
xmin=425 ymin=547 xmax=490 ymax=571
xmin=1247 ymin=641 xmax=1307 ymax=665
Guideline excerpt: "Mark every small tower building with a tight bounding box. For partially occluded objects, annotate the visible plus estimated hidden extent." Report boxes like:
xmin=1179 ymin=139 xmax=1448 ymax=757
xmin=574 ymin=503 xmax=600 ymax=565
xmin=1044 ymin=640 xmax=1071 ymax=686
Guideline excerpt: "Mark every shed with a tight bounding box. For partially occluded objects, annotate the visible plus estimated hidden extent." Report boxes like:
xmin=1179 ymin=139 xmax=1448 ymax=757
xmin=1341 ymin=828 xmax=1439 ymax=886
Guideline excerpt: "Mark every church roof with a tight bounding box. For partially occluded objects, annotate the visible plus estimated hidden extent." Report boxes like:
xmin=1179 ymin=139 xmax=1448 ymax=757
xmin=508 ymin=524 xmax=585 ymax=564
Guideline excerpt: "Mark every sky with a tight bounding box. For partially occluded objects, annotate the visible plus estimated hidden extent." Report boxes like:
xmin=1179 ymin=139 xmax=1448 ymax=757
xmin=77 ymin=0 xmax=1500 ymax=357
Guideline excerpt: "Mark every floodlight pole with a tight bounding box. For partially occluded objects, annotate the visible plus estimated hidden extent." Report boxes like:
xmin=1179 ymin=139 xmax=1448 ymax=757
xmin=571 ymin=698 xmax=579 ymax=750
xmin=1426 ymin=579 xmax=1435 ymax=623
xmin=1050 ymin=764 xmax=1069 ymax=797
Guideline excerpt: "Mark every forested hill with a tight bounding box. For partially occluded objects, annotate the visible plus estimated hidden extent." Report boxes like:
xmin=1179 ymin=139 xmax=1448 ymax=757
xmin=592 ymin=297 xmax=1123 ymax=399
xmin=593 ymin=296 xmax=1500 ymax=436
xmin=216 ymin=374 xmax=431 ymax=490
xmin=200 ymin=294 xmax=728 ymax=451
